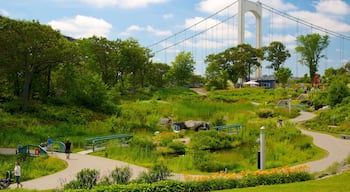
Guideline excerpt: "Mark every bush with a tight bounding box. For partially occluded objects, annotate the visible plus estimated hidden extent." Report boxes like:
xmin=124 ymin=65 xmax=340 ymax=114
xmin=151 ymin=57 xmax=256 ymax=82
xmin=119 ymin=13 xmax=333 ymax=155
xmin=89 ymin=171 xmax=312 ymax=191
xmin=64 ymin=168 xmax=99 ymax=190
xmin=256 ymin=109 xmax=274 ymax=118
xmin=111 ymin=166 xmax=132 ymax=184
xmin=133 ymin=164 xmax=172 ymax=184
xmin=167 ymin=141 xmax=186 ymax=155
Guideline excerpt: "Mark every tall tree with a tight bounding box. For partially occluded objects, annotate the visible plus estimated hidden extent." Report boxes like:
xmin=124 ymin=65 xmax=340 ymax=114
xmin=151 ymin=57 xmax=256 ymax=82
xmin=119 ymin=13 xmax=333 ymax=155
xmin=146 ymin=62 xmax=170 ymax=88
xmin=274 ymin=67 xmax=292 ymax=87
xmin=170 ymin=51 xmax=195 ymax=86
xmin=0 ymin=17 xmax=70 ymax=111
xmin=224 ymin=44 xmax=263 ymax=81
xmin=205 ymin=54 xmax=229 ymax=90
xmin=263 ymin=41 xmax=291 ymax=71
xmin=118 ymin=38 xmax=152 ymax=93
xmin=295 ymin=34 xmax=329 ymax=85
xmin=78 ymin=36 xmax=120 ymax=86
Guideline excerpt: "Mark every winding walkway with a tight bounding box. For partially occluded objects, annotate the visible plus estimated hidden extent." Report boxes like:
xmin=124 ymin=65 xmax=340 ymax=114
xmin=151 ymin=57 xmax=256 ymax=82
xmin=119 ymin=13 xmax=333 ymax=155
xmin=1 ymin=111 xmax=350 ymax=190
xmin=290 ymin=112 xmax=350 ymax=173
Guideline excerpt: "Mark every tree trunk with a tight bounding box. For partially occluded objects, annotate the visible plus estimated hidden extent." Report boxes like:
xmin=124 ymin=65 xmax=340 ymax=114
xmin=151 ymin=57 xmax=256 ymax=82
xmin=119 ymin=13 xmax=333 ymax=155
xmin=22 ymin=67 xmax=33 ymax=112
xmin=46 ymin=65 xmax=51 ymax=98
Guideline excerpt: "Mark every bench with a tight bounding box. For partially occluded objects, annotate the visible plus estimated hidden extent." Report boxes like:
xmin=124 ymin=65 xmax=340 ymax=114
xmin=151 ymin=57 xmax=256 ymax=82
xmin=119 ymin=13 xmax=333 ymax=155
xmin=340 ymin=134 xmax=350 ymax=140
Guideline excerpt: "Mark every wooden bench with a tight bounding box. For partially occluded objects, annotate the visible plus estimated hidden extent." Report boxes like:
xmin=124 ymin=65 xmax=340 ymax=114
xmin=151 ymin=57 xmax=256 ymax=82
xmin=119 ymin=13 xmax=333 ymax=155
xmin=340 ymin=134 xmax=350 ymax=140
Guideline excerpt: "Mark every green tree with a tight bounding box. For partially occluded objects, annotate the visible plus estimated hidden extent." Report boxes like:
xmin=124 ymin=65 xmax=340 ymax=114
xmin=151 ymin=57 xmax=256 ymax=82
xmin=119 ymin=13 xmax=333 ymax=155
xmin=0 ymin=17 xmax=73 ymax=111
xmin=204 ymin=58 xmax=228 ymax=90
xmin=274 ymin=67 xmax=292 ymax=87
xmin=119 ymin=38 xmax=152 ymax=93
xmin=78 ymin=36 xmax=121 ymax=86
xmin=263 ymin=41 xmax=291 ymax=71
xmin=328 ymin=79 xmax=349 ymax=108
xmin=170 ymin=51 xmax=195 ymax=86
xmin=146 ymin=62 xmax=171 ymax=88
xmin=295 ymin=34 xmax=329 ymax=85
xmin=224 ymin=44 xmax=263 ymax=81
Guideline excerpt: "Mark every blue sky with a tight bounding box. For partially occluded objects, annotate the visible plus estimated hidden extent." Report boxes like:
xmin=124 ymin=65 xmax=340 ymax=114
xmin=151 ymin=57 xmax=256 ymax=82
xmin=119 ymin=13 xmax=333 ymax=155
xmin=1 ymin=0 xmax=350 ymax=77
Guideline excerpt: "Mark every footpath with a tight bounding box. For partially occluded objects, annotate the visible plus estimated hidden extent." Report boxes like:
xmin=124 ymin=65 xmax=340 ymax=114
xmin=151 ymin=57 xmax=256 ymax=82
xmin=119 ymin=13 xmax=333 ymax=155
xmin=290 ymin=112 xmax=350 ymax=173
xmin=1 ymin=111 xmax=350 ymax=190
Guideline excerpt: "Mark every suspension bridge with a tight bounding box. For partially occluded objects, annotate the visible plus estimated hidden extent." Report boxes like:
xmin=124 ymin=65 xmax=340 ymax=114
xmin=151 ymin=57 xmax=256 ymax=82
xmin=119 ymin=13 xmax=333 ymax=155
xmin=148 ymin=0 xmax=350 ymax=78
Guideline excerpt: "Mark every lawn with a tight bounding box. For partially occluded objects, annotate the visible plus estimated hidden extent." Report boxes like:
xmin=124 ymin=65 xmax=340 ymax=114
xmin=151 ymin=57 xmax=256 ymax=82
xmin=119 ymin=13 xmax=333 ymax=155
xmin=216 ymin=172 xmax=350 ymax=192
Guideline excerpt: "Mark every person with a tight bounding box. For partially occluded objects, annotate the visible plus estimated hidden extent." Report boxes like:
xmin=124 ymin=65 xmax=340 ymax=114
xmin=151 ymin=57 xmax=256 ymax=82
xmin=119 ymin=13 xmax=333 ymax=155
xmin=65 ymin=140 xmax=72 ymax=159
xmin=14 ymin=161 xmax=23 ymax=188
xmin=47 ymin=136 xmax=53 ymax=154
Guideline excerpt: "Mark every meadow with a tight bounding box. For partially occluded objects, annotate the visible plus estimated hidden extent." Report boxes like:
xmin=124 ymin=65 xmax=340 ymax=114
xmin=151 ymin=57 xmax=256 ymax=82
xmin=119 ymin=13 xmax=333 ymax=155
xmin=0 ymin=86 xmax=349 ymax=191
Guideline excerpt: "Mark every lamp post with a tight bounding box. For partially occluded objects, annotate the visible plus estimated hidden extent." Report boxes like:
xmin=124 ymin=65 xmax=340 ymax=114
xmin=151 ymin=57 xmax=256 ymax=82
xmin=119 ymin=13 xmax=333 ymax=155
xmin=259 ymin=126 xmax=266 ymax=170
xmin=288 ymin=95 xmax=292 ymax=115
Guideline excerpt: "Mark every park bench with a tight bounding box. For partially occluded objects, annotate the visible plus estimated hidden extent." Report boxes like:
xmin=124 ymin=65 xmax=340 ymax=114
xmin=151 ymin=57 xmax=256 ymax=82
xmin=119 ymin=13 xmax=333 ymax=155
xmin=340 ymin=134 xmax=350 ymax=140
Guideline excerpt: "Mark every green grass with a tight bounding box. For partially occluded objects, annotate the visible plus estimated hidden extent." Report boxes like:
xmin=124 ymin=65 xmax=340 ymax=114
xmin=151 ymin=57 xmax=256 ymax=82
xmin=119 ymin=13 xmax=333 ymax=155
xmin=0 ymin=154 xmax=67 ymax=182
xmin=215 ymin=171 xmax=350 ymax=192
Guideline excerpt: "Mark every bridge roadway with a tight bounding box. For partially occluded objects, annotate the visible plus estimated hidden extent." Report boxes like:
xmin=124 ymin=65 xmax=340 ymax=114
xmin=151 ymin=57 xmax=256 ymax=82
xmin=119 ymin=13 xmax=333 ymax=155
xmin=0 ymin=112 xmax=349 ymax=190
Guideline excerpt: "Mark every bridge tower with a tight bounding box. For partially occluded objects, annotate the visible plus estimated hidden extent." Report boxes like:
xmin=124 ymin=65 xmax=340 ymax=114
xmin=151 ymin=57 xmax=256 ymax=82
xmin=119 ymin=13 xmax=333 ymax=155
xmin=238 ymin=0 xmax=262 ymax=79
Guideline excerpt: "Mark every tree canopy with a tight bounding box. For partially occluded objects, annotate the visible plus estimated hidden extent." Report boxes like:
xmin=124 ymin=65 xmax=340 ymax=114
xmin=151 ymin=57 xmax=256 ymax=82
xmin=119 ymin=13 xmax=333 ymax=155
xmin=295 ymin=34 xmax=329 ymax=85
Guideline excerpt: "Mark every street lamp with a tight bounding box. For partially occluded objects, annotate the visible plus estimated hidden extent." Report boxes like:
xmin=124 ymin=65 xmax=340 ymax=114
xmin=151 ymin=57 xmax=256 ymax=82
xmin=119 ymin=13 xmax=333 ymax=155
xmin=288 ymin=95 xmax=292 ymax=115
xmin=259 ymin=126 xmax=266 ymax=170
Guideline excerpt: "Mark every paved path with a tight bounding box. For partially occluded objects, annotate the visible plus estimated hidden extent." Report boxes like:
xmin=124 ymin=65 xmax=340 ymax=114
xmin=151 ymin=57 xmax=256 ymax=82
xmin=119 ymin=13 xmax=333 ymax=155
xmin=3 ymin=150 xmax=183 ymax=190
xmin=290 ymin=112 xmax=350 ymax=173
xmin=2 ymin=111 xmax=350 ymax=190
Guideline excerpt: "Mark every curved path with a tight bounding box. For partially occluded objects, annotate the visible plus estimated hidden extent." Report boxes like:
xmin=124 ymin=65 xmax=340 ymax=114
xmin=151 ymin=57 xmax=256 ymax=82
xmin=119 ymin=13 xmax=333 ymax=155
xmin=290 ymin=112 xmax=350 ymax=173
xmin=1 ymin=111 xmax=350 ymax=190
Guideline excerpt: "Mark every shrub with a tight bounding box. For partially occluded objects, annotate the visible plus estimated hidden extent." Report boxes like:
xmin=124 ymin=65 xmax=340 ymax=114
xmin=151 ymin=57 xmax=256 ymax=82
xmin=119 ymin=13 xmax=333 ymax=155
xmin=256 ymin=109 xmax=274 ymax=118
xmin=167 ymin=141 xmax=186 ymax=155
xmin=111 ymin=166 xmax=132 ymax=184
xmin=64 ymin=168 xmax=99 ymax=190
xmin=133 ymin=164 xmax=172 ymax=184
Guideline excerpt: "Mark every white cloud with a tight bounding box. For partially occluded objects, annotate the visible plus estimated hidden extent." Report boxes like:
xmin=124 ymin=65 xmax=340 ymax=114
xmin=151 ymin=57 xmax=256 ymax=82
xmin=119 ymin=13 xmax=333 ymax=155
xmin=48 ymin=15 xmax=112 ymax=38
xmin=0 ymin=9 xmax=9 ymax=16
xmin=163 ymin=13 xmax=173 ymax=19
xmin=315 ymin=0 xmax=350 ymax=15
xmin=288 ymin=10 xmax=350 ymax=33
xmin=79 ymin=0 xmax=168 ymax=8
xmin=197 ymin=0 xmax=235 ymax=14
xmin=120 ymin=25 xmax=172 ymax=36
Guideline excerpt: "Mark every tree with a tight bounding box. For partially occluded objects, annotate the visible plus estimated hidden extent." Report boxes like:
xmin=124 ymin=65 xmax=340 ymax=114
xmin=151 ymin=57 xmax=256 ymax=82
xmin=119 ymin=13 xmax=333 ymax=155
xmin=78 ymin=36 xmax=120 ymax=86
xmin=0 ymin=17 xmax=72 ymax=111
xmin=146 ymin=62 xmax=170 ymax=88
xmin=274 ymin=67 xmax=292 ymax=87
xmin=205 ymin=56 xmax=228 ymax=90
xmin=170 ymin=51 xmax=195 ymax=86
xmin=224 ymin=44 xmax=263 ymax=81
xmin=263 ymin=41 xmax=291 ymax=71
xmin=295 ymin=34 xmax=329 ymax=85
xmin=328 ymin=79 xmax=349 ymax=108
xmin=118 ymin=38 xmax=152 ymax=93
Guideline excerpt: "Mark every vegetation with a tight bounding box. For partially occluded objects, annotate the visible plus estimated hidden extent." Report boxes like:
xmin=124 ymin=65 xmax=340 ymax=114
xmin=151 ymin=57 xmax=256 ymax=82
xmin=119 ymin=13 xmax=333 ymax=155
xmin=295 ymin=33 xmax=330 ymax=84
xmin=1 ymin=16 xmax=350 ymax=192
xmin=0 ymin=154 xmax=66 ymax=182
xmin=263 ymin=41 xmax=291 ymax=71
xmin=217 ymin=172 xmax=350 ymax=192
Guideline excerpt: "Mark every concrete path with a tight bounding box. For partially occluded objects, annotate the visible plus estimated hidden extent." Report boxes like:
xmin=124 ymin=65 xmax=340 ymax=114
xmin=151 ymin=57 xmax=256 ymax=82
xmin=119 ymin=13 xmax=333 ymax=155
xmin=2 ymin=111 xmax=350 ymax=190
xmin=290 ymin=112 xmax=350 ymax=173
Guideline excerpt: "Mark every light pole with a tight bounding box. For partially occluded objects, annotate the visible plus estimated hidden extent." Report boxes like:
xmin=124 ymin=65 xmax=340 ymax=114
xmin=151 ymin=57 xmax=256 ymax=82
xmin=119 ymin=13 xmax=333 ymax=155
xmin=259 ymin=126 xmax=266 ymax=170
xmin=288 ymin=95 xmax=292 ymax=115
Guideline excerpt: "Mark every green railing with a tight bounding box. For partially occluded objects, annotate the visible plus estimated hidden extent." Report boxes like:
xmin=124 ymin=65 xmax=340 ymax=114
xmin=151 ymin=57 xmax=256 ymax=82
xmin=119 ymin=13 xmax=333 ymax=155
xmin=213 ymin=124 xmax=243 ymax=134
xmin=84 ymin=134 xmax=133 ymax=152
xmin=16 ymin=144 xmax=48 ymax=156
